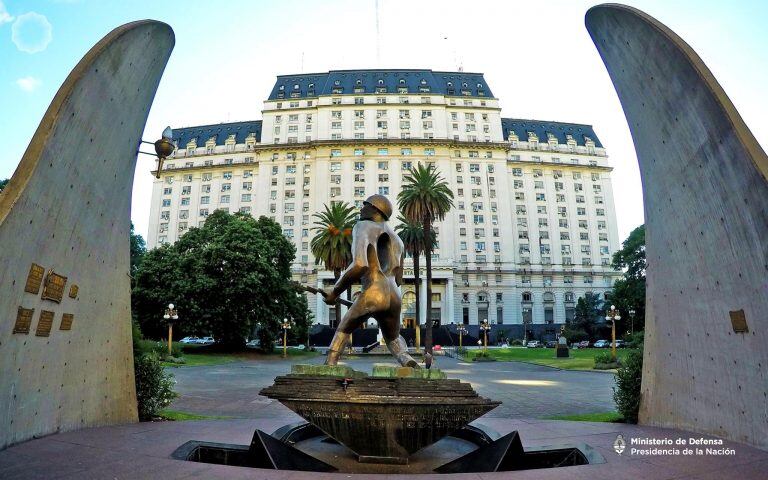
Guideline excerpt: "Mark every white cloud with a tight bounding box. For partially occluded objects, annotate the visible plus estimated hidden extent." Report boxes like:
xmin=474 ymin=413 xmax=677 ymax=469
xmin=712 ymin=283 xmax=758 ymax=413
xmin=11 ymin=12 xmax=52 ymax=53
xmin=0 ymin=1 xmax=13 ymax=25
xmin=16 ymin=76 xmax=41 ymax=92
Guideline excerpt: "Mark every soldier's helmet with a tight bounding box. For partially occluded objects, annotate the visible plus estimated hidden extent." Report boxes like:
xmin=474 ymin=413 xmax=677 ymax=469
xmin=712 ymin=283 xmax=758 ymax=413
xmin=363 ymin=194 xmax=393 ymax=220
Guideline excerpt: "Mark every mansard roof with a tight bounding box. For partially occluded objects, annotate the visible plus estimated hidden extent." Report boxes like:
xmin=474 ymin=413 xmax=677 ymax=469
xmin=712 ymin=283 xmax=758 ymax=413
xmin=501 ymin=118 xmax=603 ymax=148
xmin=173 ymin=120 xmax=262 ymax=147
xmin=268 ymin=69 xmax=493 ymax=100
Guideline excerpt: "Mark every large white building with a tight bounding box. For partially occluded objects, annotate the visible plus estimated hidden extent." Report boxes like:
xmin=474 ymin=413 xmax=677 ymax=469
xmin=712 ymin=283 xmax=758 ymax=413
xmin=147 ymin=69 xmax=622 ymax=338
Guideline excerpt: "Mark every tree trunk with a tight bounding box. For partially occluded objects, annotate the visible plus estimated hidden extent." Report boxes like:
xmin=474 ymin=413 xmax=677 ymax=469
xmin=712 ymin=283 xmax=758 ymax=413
xmin=423 ymin=218 xmax=433 ymax=354
xmin=333 ymin=268 xmax=342 ymax=329
xmin=413 ymin=246 xmax=420 ymax=332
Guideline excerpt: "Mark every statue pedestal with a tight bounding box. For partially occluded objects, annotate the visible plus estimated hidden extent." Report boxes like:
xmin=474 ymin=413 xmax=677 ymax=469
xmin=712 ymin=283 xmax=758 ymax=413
xmin=556 ymin=336 xmax=570 ymax=358
xmin=260 ymin=365 xmax=499 ymax=464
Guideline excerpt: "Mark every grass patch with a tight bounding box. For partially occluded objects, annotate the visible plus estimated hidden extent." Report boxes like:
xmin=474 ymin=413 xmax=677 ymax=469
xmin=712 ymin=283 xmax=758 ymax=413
xmin=159 ymin=409 xmax=231 ymax=421
xmin=544 ymin=411 xmax=625 ymax=423
xmin=162 ymin=348 xmax=320 ymax=368
xmin=461 ymin=347 xmax=636 ymax=370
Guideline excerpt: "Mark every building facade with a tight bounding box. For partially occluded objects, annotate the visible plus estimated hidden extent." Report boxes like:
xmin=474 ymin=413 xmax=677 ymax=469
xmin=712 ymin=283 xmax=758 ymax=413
xmin=147 ymin=69 xmax=622 ymax=337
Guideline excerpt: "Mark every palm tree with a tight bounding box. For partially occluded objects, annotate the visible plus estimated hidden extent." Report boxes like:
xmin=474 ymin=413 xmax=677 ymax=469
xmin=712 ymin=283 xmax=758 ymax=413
xmin=397 ymin=163 xmax=454 ymax=354
xmin=395 ymin=215 xmax=437 ymax=332
xmin=310 ymin=202 xmax=357 ymax=328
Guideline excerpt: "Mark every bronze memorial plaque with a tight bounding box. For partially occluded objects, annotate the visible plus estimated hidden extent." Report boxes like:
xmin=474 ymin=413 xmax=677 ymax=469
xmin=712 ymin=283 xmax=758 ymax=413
xmin=60 ymin=313 xmax=74 ymax=331
xmin=729 ymin=309 xmax=749 ymax=333
xmin=68 ymin=284 xmax=79 ymax=299
xmin=41 ymin=270 xmax=67 ymax=303
xmin=36 ymin=310 xmax=55 ymax=337
xmin=24 ymin=263 xmax=45 ymax=294
xmin=13 ymin=307 xmax=35 ymax=334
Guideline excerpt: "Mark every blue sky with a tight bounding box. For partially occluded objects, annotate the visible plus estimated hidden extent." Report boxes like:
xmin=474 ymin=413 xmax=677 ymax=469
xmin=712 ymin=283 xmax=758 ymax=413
xmin=1 ymin=0 xmax=767 ymax=241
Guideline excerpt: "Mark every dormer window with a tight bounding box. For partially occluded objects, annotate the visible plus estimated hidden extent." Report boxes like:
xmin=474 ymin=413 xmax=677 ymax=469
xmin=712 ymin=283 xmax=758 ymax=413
xmin=399 ymin=78 xmax=406 ymax=85
xmin=378 ymin=79 xmax=384 ymax=85
xmin=477 ymin=83 xmax=483 ymax=88
xmin=420 ymin=79 xmax=427 ymax=85
xmin=334 ymin=79 xmax=340 ymax=86
xmin=308 ymin=83 xmax=314 ymax=89
xmin=279 ymin=85 xmax=285 ymax=91
xmin=293 ymin=84 xmax=299 ymax=90
xmin=447 ymin=81 xmax=453 ymax=87
xmin=356 ymin=79 xmax=362 ymax=85
xmin=462 ymin=82 xmax=468 ymax=88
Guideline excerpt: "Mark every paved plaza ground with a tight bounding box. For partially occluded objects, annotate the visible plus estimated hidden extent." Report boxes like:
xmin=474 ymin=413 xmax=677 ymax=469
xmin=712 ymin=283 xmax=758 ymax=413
xmin=167 ymin=353 xmax=617 ymax=420
xmin=2 ymin=353 xmax=767 ymax=479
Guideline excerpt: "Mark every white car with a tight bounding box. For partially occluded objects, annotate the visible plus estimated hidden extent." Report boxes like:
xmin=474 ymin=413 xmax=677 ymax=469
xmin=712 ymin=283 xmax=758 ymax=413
xmin=245 ymin=339 xmax=260 ymax=349
xmin=179 ymin=336 xmax=199 ymax=344
xmin=195 ymin=336 xmax=215 ymax=345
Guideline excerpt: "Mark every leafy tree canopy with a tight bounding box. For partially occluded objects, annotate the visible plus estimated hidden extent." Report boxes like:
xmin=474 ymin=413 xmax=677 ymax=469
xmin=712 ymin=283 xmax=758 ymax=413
xmin=572 ymin=292 xmax=605 ymax=339
xmin=608 ymin=224 xmax=646 ymax=332
xmin=612 ymin=224 xmax=646 ymax=280
xmin=132 ymin=210 xmax=311 ymax=350
xmin=0 ymin=178 xmax=8 ymax=193
xmin=130 ymin=223 xmax=146 ymax=286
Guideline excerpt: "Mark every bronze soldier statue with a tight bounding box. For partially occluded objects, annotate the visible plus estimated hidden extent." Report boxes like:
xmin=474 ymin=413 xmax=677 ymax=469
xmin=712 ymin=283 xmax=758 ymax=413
xmin=322 ymin=194 xmax=419 ymax=367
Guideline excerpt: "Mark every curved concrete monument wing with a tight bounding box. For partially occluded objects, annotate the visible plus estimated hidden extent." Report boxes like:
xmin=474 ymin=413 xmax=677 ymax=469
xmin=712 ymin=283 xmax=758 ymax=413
xmin=586 ymin=4 xmax=768 ymax=448
xmin=0 ymin=21 xmax=174 ymax=449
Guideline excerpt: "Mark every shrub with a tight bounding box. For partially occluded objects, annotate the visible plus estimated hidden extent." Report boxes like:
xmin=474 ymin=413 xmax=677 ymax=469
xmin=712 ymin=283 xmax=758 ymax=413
xmin=613 ymin=348 xmax=643 ymax=423
xmin=624 ymin=331 xmax=645 ymax=349
xmin=594 ymin=351 xmax=613 ymax=366
xmin=510 ymin=339 xmax=523 ymax=346
xmin=134 ymin=352 xmax=178 ymax=420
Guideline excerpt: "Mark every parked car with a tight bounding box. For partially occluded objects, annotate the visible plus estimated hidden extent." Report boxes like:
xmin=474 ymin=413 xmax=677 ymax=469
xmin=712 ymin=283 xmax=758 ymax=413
xmin=245 ymin=339 xmax=260 ymax=349
xmin=545 ymin=340 xmax=558 ymax=348
xmin=195 ymin=336 xmax=216 ymax=345
xmin=577 ymin=340 xmax=591 ymax=348
xmin=526 ymin=340 xmax=542 ymax=348
xmin=179 ymin=336 xmax=199 ymax=344
xmin=593 ymin=339 xmax=610 ymax=348
xmin=614 ymin=340 xmax=626 ymax=348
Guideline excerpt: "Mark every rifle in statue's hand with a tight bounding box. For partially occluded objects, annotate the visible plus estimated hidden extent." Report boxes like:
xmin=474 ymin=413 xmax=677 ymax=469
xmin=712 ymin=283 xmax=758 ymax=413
xmin=294 ymin=282 xmax=353 ymax=307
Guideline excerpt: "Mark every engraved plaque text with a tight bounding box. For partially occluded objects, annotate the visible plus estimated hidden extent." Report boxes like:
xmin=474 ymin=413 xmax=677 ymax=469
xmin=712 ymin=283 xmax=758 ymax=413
xmin=729 ymin=309 xmax=748 ymax=333
xmin=41 ymin=270 xmax=68 ymax=303
xmin=60 ymin=313 xmax=74 ymax=331
xmin=36 ymin=310 xmax=55 ymax=337
xmin=13 ymin=307 xmax=34 ymax=334
xmin=24 ymin=264 xmax=45 ymax=294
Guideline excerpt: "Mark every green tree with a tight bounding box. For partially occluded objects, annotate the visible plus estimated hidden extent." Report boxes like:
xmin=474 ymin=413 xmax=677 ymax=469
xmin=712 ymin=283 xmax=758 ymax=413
xmin=130 ymin=223 xmax=146 ymax=289
xmin=132 ymin=210 xmax=309 ymax=350
xmin=395 ymin=215 xmax=436 ymax=329
xmin=0 ymin=178 xmax=8 ymax=193
xmin=572 ymin=292 xmax=605 ymax=340
xmin=397 ymin=163 xmax=453 ymax=354
xmin=310 ymin=202 xmax=357 ymax=328
xmin=609 ymin=224 xmax=646 ymax=332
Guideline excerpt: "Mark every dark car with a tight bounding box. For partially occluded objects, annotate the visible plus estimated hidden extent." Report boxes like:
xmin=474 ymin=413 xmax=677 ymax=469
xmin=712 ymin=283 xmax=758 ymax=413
xmin=577 ymin=340 xmax=590 ymax=348
xmin=545 ymin=340 xmax=558 ymax=348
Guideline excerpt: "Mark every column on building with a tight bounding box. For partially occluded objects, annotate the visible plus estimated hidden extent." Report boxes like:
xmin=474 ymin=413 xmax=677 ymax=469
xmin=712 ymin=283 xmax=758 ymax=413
xmin=446 ymin=277 xmax=455 ymax=325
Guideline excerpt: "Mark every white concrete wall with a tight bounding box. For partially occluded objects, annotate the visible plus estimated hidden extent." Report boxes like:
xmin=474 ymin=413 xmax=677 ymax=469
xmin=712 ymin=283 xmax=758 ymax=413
xmin=0 ymin=21 xmax=174 ymax=450
xmin=587 ymin=4 xmax=768 ymax=449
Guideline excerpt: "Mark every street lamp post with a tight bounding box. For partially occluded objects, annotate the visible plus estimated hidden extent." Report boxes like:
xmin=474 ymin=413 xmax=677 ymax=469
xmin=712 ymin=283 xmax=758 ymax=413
xmin=163 ymin=303 xmax=178 ymax=356
xmin=629 ymin=308 xmax=636 ymax=335
xmin=456 ymin=322 xmax=468 ymax=349
xmin=281 ymin=319 xmax=292 ymax=358
xmin=480 ymin=318 xmax=491 ymax=354
xmin=605 ymin=305 xmax=622 ymax=362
